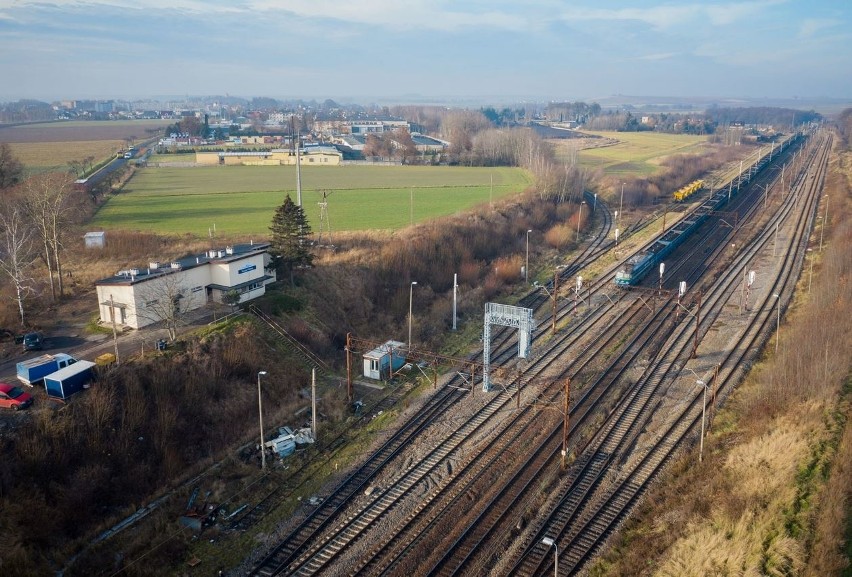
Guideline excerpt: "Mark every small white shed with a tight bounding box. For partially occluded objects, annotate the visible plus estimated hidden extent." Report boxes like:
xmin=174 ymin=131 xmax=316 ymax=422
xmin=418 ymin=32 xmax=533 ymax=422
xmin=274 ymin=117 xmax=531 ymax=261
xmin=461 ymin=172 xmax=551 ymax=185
xmin=83 ymin=231 xmax=106 ymax=249
xmin=363 ymin=340 xmax=407 ymax=380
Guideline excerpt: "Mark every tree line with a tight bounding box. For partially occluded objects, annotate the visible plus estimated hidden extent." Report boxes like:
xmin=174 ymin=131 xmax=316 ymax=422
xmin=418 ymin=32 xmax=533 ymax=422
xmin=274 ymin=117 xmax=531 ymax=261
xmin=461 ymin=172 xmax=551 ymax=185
xmin=0 ymin=148 xmax=91 ymax=327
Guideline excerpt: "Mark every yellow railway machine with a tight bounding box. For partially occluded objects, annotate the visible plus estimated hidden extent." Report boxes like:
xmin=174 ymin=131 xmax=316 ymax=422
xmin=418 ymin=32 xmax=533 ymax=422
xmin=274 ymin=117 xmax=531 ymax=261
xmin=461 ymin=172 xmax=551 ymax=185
xmin=673 ymin=179 xmax=704 ymax=202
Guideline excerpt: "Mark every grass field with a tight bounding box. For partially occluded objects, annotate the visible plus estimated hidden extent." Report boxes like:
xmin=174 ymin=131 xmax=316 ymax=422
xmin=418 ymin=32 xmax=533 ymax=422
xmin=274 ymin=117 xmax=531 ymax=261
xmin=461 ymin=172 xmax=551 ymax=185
xmin=576 ymin=131 xmax=708 ymax=178
xmin=91 ymin=165 xmax=532 ymax=235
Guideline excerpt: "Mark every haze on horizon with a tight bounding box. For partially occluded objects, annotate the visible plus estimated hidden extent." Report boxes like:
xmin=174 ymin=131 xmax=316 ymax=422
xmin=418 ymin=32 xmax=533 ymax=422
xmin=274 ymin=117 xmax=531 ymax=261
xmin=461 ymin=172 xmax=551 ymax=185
xmin=1 ymin=0 xmax=850 ymax=104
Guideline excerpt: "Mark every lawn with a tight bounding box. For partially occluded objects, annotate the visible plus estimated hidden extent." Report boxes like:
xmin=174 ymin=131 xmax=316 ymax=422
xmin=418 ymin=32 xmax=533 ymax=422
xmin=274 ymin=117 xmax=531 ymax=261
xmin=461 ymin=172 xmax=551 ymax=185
xmin=91 ymin=165 xmax=532 ymax=235
xmin=576 ymin=131 xmax=709 ymax=178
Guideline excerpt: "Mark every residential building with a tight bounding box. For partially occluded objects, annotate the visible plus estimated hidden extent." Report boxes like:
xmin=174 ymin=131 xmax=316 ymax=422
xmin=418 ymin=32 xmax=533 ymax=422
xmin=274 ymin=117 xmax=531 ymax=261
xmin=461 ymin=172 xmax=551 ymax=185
xmin=94 ymin=243 xmax=275 ymax=330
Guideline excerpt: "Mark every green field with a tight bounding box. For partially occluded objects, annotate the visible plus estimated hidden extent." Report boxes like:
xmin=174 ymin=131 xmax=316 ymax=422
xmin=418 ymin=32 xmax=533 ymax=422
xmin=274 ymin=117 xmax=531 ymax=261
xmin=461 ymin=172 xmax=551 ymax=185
xmin=577 ymin=131 xmax=709 ymax=178
xmin=91 ymin=165 xmax=532 ymax=236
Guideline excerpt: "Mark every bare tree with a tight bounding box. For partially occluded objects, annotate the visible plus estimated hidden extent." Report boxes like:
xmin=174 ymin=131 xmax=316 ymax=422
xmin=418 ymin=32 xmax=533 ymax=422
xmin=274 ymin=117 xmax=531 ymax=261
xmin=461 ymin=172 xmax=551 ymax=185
xmin=0 ymin=200 xmax=38 ymax=325
xmin=22 ymin=172 xmax=78 ymax=300
xmin=134 ymin=273 xmax=190 ymax=341
xmin=392 ymin=128 xmax=418 ymax=164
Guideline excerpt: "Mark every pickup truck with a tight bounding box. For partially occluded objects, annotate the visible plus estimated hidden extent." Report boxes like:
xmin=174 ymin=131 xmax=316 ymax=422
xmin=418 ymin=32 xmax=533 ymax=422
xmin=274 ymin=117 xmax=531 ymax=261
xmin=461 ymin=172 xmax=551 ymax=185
xmin=16 ymin=353 xmax=78 ymax=385
xmin=44 ymin=360 xmax=96 ymax=400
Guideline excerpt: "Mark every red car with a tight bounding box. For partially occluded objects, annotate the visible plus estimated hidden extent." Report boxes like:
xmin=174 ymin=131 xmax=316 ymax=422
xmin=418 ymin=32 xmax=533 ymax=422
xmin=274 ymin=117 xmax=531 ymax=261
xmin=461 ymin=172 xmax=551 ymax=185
xmin=0 ymin=382 xmax=33 ymax=410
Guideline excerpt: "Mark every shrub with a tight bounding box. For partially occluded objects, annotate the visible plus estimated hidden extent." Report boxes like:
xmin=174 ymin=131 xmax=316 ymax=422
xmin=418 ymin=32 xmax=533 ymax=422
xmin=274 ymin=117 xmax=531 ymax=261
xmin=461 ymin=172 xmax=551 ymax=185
xmin=544 ymin=223 xmax=573 ymax=249
xmin=493 ymin=254 xmax=523 ymax=284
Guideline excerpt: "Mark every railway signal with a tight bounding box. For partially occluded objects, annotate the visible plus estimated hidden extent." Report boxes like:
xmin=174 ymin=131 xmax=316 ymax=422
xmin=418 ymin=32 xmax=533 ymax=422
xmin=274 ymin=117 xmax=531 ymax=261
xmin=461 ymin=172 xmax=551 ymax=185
xmin=572 ymin=276 xmax=582 ymax=317
xmin=693 ymin=292 xmax=702 ymax=358
xmin=744 ymin=270 xmax=755 ymax=311
xmin=541 ymin=537 xmax=558 ymax=577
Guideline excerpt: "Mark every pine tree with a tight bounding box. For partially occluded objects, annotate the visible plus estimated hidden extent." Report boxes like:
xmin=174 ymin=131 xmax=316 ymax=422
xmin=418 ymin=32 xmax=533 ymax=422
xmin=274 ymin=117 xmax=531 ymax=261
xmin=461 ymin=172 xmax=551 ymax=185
xmin=269 ymin=194 xmax=313 ymax=285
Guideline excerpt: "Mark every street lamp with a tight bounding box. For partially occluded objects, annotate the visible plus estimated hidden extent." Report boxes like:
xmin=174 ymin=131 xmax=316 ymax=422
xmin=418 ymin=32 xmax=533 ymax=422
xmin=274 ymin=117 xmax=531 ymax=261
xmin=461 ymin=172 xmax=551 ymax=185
xmin=773 ymin=293 xmax=781 ymax=354
xmin=619 ymin=182 xmax=625 ymax=229
xmin=257 ymin=371 xmax=268 ymax=470
xmin=757 ymin=184 xmax=771 ymax=210
xmin=576 ymin=201 xmax=586 ymax=242
xmin=408 ymin=281 xmax=417 ymax=348
xmin=684 ymin=367 xmax=707 ymax=462
xmin=526 ymin=229 xmax=533 ymax=284
xmin=541 ymin=536 xmax=558 ymax=577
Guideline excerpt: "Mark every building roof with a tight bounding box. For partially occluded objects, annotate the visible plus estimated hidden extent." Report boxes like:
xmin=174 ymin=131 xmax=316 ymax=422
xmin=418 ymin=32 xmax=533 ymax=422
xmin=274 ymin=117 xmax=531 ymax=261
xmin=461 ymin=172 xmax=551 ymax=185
xmin=411 ymin=134 xmax=447 ymax=146
xmin=216 ymin=151 xmax=275 ymax=157
xmin=95 ymin=242 xmax=270 ymax=287
xmin=363 ymin=340 xmax=406 ymax=359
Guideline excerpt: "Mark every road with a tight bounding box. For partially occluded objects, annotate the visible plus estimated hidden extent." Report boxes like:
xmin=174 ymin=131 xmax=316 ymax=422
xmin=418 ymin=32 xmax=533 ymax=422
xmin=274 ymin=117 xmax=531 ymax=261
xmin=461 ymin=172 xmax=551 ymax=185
xmin=0 ymin=307 xmax=220 ymax=388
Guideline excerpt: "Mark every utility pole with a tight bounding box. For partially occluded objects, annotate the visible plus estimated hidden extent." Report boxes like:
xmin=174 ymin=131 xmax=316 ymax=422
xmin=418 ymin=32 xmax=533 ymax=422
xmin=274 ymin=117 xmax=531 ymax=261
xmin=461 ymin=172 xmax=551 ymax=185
xmin=296 ymin=130 xmax=302 ymax=207
xmin=345 ymin=333 xmax=352 ymax=402
xmin=552 ymin=269 xmax=558 ymax=335
xmin=711 ymin=364 xmax=719 ymax=425
xmin=561 ymin=378 xmax=571 ymax=470
xmin=452 ymin=273 xmax=458 ymax=331
xmin=311 ymin=368 xmax=317 ymax=441
xmin=109 ymin=294 xmax=120 ymax=365
xmin=692 ymin=291 xmax=702 ymax=359
xmin=773 ymin=222 xmax=779 ymax=257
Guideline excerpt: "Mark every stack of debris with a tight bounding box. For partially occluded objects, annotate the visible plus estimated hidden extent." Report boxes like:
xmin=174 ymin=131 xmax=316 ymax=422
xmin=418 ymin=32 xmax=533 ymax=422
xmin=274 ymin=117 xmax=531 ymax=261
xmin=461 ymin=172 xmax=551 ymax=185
xmin=263 ymin=426 xmax=315 ymax=459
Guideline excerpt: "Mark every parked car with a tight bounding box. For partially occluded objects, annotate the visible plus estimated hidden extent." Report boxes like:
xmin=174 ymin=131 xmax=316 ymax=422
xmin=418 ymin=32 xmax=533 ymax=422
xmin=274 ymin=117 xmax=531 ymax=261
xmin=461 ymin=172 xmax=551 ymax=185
xmin=0 ymin=382 xmax=33 ymax=410
xmin=22 ymin=332 xmax=43 ymax=351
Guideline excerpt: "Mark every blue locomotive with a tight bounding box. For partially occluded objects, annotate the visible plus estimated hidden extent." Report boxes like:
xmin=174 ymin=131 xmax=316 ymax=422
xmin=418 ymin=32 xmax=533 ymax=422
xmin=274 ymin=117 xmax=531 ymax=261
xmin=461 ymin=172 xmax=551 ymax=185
xmin=614 ymin=136 xmax=796 ymax=287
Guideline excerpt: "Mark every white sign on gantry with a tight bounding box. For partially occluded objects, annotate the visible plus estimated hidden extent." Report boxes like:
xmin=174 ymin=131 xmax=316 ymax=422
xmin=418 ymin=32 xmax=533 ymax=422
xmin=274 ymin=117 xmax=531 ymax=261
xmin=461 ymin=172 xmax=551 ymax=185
xmin=482 ymin=302 xmax=536 ymax=391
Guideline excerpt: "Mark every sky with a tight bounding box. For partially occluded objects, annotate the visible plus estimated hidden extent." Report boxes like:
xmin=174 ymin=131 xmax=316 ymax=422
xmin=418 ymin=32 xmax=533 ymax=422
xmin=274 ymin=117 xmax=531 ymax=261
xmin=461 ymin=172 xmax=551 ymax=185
xmin=0 ymin=0 xmax=850 ymax=104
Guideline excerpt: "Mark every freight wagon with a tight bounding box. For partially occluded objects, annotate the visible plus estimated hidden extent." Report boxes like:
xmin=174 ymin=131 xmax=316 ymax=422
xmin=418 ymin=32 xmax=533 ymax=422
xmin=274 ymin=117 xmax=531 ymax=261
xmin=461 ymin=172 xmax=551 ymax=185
xmin=615 ymin=134 xmax=798 ymax=287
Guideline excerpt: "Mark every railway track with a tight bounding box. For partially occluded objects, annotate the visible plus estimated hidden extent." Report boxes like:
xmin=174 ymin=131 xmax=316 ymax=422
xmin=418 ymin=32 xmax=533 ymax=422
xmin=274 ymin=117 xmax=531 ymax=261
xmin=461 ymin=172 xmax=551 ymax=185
xmin=229 ymin=192 xmax=619 ymax=543
xmin=244 ymin=194 xmax=617 ymax=575
xmin=368 ymin=133 xmax=823 ymax=577
xmin=508 ymin=132 xmax=830 ymax=576
xmin=242 ymin=132 xmax=822 ymax=576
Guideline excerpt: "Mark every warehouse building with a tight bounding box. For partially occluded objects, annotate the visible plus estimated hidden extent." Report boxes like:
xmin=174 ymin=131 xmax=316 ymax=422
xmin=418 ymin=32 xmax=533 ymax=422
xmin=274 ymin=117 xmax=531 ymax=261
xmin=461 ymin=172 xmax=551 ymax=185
xmin=196 ymin=147 xmax=341 ymax=166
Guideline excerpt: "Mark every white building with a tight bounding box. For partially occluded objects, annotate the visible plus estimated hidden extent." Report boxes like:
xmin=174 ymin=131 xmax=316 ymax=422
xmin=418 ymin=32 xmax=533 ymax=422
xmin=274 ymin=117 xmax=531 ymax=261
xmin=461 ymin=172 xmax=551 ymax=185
xmin=362 ymin=340 xmax=407 ymax=380
xmin=94 ymin=243 xmax=275 ymax=329
xmin=83 ymin=231 xmax=106 ymax=249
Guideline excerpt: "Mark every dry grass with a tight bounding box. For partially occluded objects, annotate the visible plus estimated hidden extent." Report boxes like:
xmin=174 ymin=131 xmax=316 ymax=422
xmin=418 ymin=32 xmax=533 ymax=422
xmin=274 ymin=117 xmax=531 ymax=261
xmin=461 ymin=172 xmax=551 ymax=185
xmin=804 ymin=401 xmax=852 ymax=577
xmin=9 ymin=140 xmax=123 ymax=172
